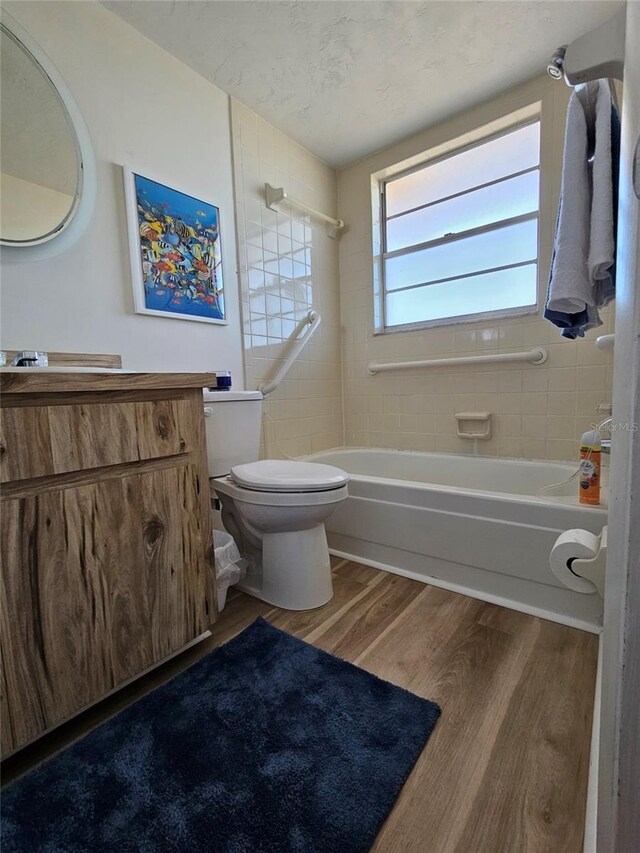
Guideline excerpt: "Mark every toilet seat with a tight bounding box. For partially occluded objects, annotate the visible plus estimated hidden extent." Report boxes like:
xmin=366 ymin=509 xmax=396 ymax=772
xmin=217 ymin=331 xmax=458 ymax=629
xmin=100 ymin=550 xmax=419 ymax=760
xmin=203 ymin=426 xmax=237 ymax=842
xmin=213 ymin=475 xmax=348 ymax=507
xmin=230 ymin=459 xmax=349 ymax=493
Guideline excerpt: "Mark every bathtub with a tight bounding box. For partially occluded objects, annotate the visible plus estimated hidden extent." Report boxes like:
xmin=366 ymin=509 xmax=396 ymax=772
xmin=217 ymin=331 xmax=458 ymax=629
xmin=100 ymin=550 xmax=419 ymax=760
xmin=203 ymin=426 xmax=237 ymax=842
xmin=303 ymin=449 xmax=608 ymax=631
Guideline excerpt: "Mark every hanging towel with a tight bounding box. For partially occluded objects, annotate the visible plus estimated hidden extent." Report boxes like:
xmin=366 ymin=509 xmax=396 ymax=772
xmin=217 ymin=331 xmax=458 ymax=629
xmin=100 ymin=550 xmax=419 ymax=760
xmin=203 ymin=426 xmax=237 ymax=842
xmin=588 ymin=82 xmax=617 ymax=316
xmin=590 ymin=96 xmax=621 ymax=309
xmin=545 ymin=80 xmax=620 ymax=338
xmin=545 ymin=91 xmax=591 ymax=319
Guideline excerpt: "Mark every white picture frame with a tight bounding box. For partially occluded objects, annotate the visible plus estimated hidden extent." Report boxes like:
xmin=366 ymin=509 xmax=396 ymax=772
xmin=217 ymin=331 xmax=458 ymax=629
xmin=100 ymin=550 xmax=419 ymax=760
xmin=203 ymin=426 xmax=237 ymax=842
xmin=122 ymin=165 xmax=228 ymax=325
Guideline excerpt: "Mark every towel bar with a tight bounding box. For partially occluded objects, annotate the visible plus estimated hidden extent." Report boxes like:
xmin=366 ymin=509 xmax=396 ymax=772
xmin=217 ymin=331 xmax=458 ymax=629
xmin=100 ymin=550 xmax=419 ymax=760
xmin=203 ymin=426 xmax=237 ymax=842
xmin=265 ymin=184 xmax=344 ymax=239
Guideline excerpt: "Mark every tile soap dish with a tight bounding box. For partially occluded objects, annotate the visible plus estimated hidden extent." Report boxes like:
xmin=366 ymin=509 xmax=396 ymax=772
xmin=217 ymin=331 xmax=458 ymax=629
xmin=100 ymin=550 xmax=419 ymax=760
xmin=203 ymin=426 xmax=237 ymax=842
xmin=455 ymin=412 xmax=492 ymax=440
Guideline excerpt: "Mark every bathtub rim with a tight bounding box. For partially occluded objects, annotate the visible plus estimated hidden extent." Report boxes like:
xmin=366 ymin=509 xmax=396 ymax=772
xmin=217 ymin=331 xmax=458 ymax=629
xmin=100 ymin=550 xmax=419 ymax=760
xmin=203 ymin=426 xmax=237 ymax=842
xmin=303 ymin=447 xmax=609 ymax=511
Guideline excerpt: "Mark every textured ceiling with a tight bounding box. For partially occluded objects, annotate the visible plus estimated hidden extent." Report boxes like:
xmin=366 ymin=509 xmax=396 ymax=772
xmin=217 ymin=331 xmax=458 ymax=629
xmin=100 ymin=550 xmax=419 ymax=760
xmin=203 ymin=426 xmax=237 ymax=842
xmin=103 ymin=0 xmax=621 ymax=167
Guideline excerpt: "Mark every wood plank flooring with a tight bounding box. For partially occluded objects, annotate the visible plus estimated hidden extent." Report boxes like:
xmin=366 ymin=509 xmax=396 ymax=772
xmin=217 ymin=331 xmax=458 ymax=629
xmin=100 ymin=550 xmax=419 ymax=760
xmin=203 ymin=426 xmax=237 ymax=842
xmin=1 ymin=558 xmax=598 ymax=852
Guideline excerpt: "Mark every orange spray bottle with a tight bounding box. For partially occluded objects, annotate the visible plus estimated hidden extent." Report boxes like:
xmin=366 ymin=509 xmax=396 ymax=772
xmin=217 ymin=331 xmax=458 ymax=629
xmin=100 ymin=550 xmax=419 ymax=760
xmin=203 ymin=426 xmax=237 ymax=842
xmin=579 ymin=428 xmax=601 ymax=506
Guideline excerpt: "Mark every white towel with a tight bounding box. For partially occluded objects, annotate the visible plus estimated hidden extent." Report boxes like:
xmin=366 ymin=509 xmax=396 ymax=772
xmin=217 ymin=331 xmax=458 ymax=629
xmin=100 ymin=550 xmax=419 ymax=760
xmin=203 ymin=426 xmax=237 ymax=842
xmin=589 ymin=81 xmax=616 ymax=311
xmin=547 ymin=80 xmax=616 ymax=331
xmin=546 ymin=89 xmax=591 ymax=315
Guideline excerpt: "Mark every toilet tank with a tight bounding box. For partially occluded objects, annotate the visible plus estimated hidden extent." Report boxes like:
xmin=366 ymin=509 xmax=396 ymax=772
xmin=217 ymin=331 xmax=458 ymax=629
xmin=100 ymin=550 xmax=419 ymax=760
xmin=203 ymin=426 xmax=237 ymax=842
xmin=203 ymin=390 xmax=263 ymax=477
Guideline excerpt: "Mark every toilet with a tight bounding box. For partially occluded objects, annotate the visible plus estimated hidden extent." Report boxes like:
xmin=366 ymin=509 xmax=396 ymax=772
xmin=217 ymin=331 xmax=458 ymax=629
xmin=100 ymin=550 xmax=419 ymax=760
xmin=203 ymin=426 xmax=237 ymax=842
xmin=203 ymin=390 xmax=349 ymax=610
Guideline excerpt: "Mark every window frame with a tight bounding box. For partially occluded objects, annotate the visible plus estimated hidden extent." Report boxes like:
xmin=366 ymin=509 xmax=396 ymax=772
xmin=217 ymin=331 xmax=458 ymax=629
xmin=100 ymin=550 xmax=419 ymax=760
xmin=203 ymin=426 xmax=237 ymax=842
xmin=376 ymin=116 xmax=542 ymax=334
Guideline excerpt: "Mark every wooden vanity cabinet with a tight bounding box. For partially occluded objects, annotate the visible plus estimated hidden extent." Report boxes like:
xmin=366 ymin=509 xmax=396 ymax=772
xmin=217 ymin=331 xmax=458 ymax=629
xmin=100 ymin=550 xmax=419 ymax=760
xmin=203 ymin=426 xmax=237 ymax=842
xmin=0 ymin=373 xmax=217 ymax=757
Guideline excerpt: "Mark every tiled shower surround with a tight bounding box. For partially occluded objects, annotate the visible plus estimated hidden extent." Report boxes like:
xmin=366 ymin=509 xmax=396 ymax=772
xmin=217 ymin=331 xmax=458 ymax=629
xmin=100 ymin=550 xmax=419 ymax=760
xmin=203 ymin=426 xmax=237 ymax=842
xmin=231 ymin=99 xmax=343 ymax=458
xmin=337 ymin=75 xmax=615 ymax=462
xmin=338 ymin=302 xmax=614 ymax=460
xmin=231 ymin=76 xmax=615 ymax=464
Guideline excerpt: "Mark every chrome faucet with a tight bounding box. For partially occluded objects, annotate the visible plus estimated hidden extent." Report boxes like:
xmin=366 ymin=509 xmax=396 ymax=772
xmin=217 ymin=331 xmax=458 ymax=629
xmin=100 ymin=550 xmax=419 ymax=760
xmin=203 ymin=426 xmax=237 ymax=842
xmin=9 ymin=350 xmax=49 ymax=367
xmin=597 ymin=416 xmax=612 ymax=455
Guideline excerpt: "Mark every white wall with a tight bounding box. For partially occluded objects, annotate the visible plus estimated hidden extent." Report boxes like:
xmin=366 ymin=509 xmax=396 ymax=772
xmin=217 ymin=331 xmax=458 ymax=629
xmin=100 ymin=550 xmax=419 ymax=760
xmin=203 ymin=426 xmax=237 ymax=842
xmin=0 ymin=1 xmax=243 ymax=377
xmin=597 ymin=3 xmax=640 ymax=849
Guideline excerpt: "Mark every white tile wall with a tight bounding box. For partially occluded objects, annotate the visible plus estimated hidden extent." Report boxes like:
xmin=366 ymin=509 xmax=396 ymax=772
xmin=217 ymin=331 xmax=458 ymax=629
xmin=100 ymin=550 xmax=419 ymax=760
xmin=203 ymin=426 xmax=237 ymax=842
xmin=230 ymin=100 xmax=343 ymax=458
xmin=337 ymin=75 xmax=615 ymax=462
xmin=232 ymin=75 xmax=615 ymax=466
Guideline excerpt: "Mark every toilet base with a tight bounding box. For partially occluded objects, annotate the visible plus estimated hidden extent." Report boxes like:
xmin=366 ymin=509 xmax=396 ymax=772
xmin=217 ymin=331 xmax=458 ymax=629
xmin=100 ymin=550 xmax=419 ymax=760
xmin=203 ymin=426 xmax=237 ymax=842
xmin=237 ymin=524 xmax=334 ymax=611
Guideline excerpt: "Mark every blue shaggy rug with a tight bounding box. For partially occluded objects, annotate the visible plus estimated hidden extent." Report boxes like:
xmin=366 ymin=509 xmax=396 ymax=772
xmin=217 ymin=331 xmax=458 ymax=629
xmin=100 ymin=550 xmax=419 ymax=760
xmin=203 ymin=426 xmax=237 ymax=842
xmin=1 ymin=618 xmax=440 ymax=853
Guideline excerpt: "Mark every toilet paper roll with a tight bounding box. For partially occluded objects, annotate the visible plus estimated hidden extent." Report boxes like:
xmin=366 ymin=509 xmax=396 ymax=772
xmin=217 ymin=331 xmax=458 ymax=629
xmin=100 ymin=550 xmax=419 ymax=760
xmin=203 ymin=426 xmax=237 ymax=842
xmin=550 ymin=529 xmax=601 ymax=593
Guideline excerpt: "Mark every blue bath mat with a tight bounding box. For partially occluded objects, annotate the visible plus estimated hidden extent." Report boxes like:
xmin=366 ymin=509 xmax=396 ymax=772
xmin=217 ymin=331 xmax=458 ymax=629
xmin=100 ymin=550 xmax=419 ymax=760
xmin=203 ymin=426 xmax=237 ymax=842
xmin=1 ymin=618 xmax=440 ymax=853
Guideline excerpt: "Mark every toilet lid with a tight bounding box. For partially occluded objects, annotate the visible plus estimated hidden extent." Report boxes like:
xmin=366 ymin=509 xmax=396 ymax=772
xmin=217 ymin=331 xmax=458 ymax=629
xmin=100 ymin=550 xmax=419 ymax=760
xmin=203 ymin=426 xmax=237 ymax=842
xmin=230 ymin=460 xmax=349 ymax=492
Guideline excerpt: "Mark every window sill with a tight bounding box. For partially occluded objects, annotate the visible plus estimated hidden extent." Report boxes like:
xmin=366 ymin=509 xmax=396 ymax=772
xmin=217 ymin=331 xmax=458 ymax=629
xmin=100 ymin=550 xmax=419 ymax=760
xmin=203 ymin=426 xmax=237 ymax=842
xmin=374 ymin=303 xmax=539 ymax=335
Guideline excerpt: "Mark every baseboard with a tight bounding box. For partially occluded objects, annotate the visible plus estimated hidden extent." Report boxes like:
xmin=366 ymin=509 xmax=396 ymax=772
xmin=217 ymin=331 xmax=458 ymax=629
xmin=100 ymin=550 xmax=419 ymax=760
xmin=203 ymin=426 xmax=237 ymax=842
xmin=329 ymin=547 xmax=602 ymax=634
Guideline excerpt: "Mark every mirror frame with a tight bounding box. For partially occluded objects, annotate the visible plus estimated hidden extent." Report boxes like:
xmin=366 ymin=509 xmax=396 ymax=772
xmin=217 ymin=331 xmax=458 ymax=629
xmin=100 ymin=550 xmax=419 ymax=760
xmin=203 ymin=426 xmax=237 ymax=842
xmin=0 ymin=10 xmax=96 ymax=262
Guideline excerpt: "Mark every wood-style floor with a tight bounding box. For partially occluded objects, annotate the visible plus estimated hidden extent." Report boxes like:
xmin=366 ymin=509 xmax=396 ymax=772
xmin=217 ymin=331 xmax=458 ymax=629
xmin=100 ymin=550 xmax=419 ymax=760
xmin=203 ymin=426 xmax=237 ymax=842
xmin=2 ymin=558 xmax=598 ymax=852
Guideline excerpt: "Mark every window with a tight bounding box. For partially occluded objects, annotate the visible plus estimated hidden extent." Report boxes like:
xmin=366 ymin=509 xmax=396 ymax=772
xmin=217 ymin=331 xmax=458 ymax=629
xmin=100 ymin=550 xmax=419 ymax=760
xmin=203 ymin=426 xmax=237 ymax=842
xmin=379 ymin=120 xmax=541 ymax=331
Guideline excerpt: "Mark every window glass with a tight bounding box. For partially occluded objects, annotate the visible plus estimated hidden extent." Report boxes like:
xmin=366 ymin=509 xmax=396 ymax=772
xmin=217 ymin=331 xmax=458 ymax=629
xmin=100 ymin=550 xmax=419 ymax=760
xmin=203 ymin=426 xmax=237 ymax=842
xmin=385 ymin=122 xmax=540 ymax=217
xmin=385 ymin=265 xmax=538 ymax=327
xmin=385 ymin=219 xmax=538 ymax=291
xmin=386 ymin=170 xmax=539 ymax=252
xmin=380 ymin=118 xmax=541 ymax=330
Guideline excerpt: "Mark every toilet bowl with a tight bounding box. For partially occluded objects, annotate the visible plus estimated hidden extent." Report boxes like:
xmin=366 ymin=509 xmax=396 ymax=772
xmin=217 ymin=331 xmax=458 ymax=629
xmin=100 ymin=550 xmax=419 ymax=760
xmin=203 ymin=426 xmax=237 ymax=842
xmin=213 ymin=460 xmax=349 ymax=610
xmin=203 ymin=390 xmax=349 ymax=610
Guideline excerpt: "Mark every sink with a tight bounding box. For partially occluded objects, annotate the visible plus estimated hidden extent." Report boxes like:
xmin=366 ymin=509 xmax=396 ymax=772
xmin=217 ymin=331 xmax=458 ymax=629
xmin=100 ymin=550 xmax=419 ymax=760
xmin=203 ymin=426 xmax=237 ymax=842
xmin=0 ymin=366 xmax=129 ymax=374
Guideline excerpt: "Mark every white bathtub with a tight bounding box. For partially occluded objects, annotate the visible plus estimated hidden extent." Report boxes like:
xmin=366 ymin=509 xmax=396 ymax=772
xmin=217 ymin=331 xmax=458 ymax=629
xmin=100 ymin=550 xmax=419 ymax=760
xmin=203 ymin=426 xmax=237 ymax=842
xmin=303 ymin=449 xmax=608 ymax=631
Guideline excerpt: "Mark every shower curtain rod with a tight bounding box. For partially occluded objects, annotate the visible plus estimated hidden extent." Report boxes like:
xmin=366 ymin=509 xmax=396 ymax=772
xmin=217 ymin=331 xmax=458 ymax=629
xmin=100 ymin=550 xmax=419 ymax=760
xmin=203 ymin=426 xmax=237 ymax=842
xmin=546 ymin=8 xmax=625 ymax=86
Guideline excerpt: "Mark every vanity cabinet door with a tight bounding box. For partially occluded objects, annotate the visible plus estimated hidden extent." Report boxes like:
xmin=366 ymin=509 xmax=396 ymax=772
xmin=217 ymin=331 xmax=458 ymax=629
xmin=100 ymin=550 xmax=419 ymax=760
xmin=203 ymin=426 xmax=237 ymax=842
xmin=0 ymin=462 xmax=214 ymax=754
xmin=0 ymin=398 xmax=195 ymax=483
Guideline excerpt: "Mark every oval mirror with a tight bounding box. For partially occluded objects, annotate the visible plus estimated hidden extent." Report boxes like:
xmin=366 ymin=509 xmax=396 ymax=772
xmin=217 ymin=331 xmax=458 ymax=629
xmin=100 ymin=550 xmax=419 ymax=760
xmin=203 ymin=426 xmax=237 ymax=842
xmin=0 ymin=14 xmax=96 ymax=259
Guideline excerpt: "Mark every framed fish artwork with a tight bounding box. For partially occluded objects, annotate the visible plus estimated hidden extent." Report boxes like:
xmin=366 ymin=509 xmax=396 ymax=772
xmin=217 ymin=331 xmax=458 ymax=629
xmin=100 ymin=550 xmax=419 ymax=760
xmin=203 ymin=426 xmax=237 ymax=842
xmin=123 ymin=166 xmax=227 ymax=324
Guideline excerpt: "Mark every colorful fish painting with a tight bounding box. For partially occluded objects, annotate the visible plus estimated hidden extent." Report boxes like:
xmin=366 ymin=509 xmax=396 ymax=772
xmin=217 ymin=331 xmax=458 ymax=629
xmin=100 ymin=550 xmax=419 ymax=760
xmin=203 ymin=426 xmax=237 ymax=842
xmin=128 ymin=171 xmax=225 ymax=323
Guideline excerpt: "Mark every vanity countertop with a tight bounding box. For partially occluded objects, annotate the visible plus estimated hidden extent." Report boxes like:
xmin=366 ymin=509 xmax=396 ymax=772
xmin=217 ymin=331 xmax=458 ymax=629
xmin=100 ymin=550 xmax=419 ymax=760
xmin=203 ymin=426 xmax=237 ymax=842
xmin=0 ymin=370 xmax=218 ymax=395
